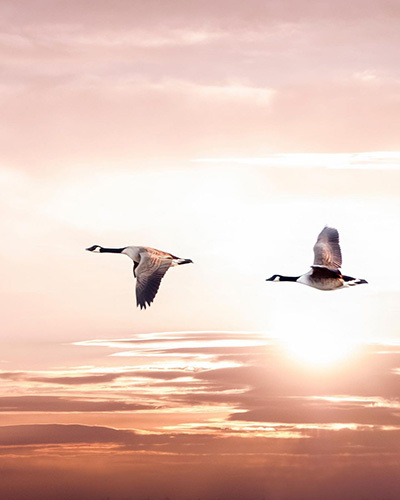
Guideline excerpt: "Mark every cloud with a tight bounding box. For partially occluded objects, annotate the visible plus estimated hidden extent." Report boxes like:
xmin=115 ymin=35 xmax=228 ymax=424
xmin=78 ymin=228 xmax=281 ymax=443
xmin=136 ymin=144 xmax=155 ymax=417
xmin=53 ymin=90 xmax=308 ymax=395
xmin=194 ymin=152 xmax=400 ymax=170
xmin=0 ymin=424 xmax=134 ymax=446
xmin=2 ymin=422 xmax=400 ymax=456
xmin=1 ymin=1 xmax=400 ymax=171
xmin=29 ymin=373 xmax=122 ymax=385
xmin=230 ymin=396 xmax=400 ymax=425
xmin=1 ymin=331 xmax=400 ymax=500
xmin=0 ymin=372 xmax=25 ymax=381
xmin=2 ymin=76 xmax=400 ymax=171
xmin=0 ymin=420 xmax=399 ymax=500
xmin=2 ymin=0 xmax=400 ymax=32
xmin=3 ymin=369 xmax=198 ymax=385
xmin=19 ymin=334 xmax=393 ymax=430
xmin=0 ymin=77 xmax=278 ymax=170
xmin=0 ymin=396 xmax=154 ymax=412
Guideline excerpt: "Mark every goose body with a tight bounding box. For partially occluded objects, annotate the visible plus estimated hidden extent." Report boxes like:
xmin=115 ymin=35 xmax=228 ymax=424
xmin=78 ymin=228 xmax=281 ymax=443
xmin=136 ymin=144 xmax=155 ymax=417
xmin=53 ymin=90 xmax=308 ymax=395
xmin=86 ymin=245 xmax=193 ymax=309
xmin=266 ymin=227 xmax=367 ymax=290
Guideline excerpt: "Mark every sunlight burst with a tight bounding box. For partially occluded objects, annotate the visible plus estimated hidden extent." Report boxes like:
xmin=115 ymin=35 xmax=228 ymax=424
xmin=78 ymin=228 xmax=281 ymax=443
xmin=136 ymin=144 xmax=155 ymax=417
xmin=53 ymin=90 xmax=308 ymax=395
xmin=283 ymin=333 xmax=355 ymax=366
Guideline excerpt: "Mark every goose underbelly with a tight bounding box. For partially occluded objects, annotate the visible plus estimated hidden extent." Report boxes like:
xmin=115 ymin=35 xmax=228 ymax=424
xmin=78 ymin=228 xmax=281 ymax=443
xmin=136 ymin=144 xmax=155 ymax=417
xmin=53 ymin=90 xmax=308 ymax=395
xmin=297 ymin=274 xmax=344 ymax=291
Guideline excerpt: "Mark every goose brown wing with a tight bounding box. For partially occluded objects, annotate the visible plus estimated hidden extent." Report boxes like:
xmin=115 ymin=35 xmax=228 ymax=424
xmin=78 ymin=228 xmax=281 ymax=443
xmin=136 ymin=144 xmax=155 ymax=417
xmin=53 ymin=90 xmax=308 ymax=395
xmin=135 ymin=252 xmax=172 ymax=309
xmin=143 ymin=246 xmax=178 ymax=259
xmin=313 ymin=226 xmax=342 ymax=269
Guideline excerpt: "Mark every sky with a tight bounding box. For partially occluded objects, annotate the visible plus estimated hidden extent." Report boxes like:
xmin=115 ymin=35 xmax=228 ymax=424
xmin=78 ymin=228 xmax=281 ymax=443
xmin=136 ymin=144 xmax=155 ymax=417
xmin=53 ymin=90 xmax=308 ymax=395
xmin=1 ymin=1 xmax=400 ymax=499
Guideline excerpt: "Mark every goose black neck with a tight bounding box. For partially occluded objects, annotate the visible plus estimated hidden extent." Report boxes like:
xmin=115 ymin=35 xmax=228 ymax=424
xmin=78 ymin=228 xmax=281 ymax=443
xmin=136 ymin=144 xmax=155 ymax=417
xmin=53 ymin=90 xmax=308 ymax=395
xmin=100 ymin=247 xmax=125 ymax=253
xmin=279 ymin=275 xmax=300 ymax=282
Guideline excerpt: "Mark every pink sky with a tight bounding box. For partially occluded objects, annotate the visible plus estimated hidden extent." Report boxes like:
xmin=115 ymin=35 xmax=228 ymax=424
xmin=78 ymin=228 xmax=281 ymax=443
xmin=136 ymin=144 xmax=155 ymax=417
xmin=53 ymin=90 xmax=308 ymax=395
xmin=1 ymin=0 xmax=400 ymax=170
xmin=1 ymin=1 xmax=400 ymax=499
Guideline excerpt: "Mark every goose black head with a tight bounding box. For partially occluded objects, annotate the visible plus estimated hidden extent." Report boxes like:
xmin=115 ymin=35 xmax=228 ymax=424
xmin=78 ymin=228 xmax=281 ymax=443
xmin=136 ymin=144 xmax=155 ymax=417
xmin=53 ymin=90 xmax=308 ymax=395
xmin=86 ymin=245 xmax=102 ymax=253
xmin=266 ymin=274 xmax=282 ymax=282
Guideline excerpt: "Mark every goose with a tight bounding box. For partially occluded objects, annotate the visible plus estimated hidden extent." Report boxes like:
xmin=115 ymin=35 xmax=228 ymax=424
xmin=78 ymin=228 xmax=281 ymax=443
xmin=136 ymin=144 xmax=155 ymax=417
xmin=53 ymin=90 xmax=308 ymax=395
xmin=266 ymin=226 xmax=367 ymax=290
xmin=86 ymin=245 xmax=193 ymax=309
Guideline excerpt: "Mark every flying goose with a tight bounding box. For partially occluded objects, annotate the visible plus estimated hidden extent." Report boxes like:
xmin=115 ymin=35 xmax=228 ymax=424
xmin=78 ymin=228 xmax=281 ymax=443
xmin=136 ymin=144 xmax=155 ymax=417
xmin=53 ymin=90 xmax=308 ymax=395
xmin=86 ymin=245 xmax=193 ymax=309
xmin=266 ymin=226 xmax=367 ymax=290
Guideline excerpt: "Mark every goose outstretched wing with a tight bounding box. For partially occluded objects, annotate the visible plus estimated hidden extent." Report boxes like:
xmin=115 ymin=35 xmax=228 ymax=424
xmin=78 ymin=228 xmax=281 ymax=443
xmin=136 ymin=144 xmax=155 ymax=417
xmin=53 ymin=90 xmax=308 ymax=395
xmin=135 ymin=252 xmax=172 ymax=309
xmin=313 ymin=226 xmax=342 ymax=269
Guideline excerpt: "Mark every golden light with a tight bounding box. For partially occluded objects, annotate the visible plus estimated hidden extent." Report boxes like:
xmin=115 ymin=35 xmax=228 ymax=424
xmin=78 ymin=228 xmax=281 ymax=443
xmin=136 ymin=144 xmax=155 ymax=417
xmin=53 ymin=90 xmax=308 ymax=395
xmin=283 ymin=332 xmax=356 ymax=366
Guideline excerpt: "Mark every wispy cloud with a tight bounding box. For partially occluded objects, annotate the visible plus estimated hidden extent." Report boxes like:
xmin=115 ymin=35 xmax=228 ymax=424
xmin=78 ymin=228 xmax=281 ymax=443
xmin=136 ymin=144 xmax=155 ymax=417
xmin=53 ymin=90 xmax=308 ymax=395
xmin=194 ymin=152 xmax=400 ymax=169
xmin=0 ymin=396 xmax=153 ymax=413
xmin=3 ymin=333 xmax=399 ymax=428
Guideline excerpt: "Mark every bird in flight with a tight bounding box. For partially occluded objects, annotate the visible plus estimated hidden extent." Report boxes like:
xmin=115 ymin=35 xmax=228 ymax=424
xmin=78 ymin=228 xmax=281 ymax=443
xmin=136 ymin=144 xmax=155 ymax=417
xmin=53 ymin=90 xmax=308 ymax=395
xmin=266 ymin=226 xmax=367 ymax=290
xmin=86 ymin=245 xmax=193 ymax=309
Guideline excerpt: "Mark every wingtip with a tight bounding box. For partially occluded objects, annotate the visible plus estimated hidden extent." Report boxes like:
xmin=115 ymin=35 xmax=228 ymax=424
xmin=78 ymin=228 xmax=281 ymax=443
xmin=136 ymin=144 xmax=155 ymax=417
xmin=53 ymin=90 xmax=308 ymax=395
xmin=137 ymin=299 xmax=155 ymax=310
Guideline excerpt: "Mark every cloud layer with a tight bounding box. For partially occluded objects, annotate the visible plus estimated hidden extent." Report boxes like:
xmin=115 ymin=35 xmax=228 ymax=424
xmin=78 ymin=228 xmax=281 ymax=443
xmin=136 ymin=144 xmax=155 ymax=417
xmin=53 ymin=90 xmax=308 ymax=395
xmin=1 ymin=0 xmax=400 ymax=171
xmin=0 ymin=332 xmax=400 ymax=499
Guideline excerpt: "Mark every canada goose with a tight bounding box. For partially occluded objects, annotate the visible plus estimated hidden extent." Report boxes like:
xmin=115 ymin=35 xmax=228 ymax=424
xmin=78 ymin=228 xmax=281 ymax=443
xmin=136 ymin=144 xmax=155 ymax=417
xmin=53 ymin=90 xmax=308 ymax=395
xmin=86 ymin=245 xmax=193 ymax=309
xmin=266 ymin=226 xmax=367 ymax=290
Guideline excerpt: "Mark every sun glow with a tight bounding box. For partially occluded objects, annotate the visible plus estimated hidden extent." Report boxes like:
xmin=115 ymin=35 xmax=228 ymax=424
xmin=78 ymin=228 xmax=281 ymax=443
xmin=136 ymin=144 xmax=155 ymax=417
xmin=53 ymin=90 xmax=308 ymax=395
xmin=283 ymin=333 xmax=356 ymax=366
